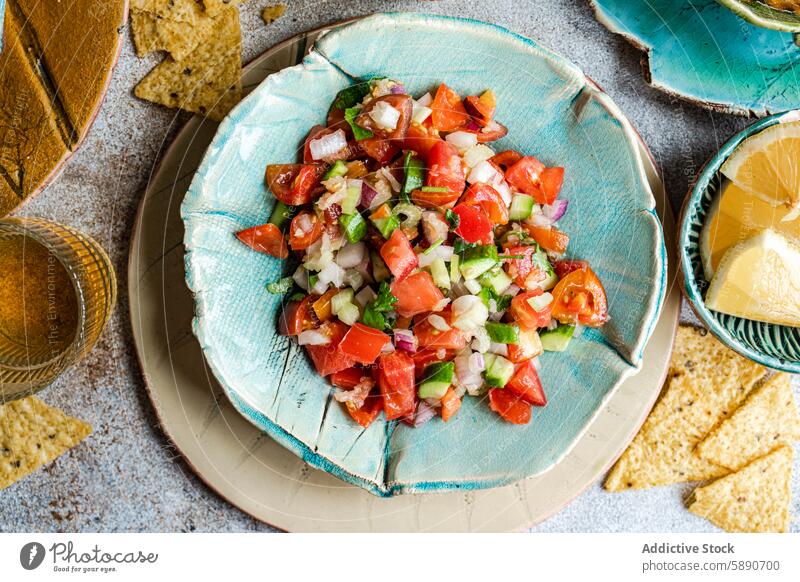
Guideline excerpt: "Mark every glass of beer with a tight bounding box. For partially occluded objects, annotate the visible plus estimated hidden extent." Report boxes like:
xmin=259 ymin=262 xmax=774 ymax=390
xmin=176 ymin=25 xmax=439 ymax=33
xmin=0 ymin=217 xmax=117 ymax=402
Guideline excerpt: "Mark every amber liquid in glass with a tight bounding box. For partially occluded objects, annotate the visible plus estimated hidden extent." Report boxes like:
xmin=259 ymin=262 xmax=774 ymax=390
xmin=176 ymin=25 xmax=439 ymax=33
xmin=0 ymin=234 xmax=80 ymax=366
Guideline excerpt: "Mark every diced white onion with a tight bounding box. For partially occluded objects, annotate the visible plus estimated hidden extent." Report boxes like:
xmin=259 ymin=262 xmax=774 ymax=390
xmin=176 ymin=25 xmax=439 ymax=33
xmin=467 ymin=160 xmax=503 ymax=185
xmin=451 ymin=295 xmax=489 ymax=332
xmin=446 ymin=131 xmax=478 ymax=152
xmin=471 ymin=327 xmax=491 ymax=353
xmin=414 ymin=401 xmax=437 ymax=426
xmin=292 ymin=265 xmax=309 ymax=291
xmin=532 ymin=357 xmax=542 ymax=371
xmin=318 ymin=261 xmax=346 ymax=288
xmin=427 ymin=314 xmax=450 ymax=332
xmin=376 ymin=167 xmax=402 ymax=193
xmin=298 ymin=330 xmax=331 ymax=346
xmin=311 ymin=278 xmax=329 ymax=296
xmin=369 ymin=101 xmax=400 ymax=130
xmin=469 ymin=352 xmax=485 ymax=373
xmin=527 ymin=292 xmax=553 ymax=312
xmin=343 ymin=269 xmax=364 ymax=291
xmin=412 ymin=104 xmax=432 ymax=125
xmin=432 ymin=297 xmax=451 ymax=312
xmin=463 ymin=144 xmax=495 ymax=168
xmin=504 ymin=283 xmax=521 ymax=297
xmin=309 ymin=129 xmax=347 ymax=161
xmin=368 ymin=181 xmax=392 ymax=209
xmin=418 ymin=245 xmax=454 ymax=268
xmin=355 ymin=286 xmax=377 ymax=309
xmin=488 ymin=342 xmax=508 ymax=356
xmin=421 ymin=211 xmax=450 ymax=244
xmin=455 ymin=351 xmax=483 ymax=391
xmin=335 ymin=242 xmax=366 ymax=269
xmin=494 ymin=180 xmax=513 ymax=206
xmin=463 ymin=278 xmax=482 ymax=294
xmin=416 ymin=92 xmax=433 ymax=107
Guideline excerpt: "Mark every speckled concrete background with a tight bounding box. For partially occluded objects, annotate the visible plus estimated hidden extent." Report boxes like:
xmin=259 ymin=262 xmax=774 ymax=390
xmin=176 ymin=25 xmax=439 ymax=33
xmin=1 ymin=0 xmax=798 ymax=533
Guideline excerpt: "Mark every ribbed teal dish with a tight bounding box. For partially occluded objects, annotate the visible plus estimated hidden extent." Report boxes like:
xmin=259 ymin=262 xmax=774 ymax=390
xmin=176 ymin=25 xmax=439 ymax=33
xmin=182 ymin=13 xmax=666 ymax=496
xmin=679 ymin=111 xmax=800 ymax=373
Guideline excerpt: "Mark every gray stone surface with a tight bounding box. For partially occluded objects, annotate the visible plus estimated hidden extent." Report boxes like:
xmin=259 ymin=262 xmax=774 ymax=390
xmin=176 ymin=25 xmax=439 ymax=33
xmin=0 ymin=0 xmax=797 ymax=532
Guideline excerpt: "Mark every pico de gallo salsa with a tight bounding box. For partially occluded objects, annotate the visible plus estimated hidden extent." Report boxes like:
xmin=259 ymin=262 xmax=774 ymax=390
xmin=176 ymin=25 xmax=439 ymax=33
xmin=236 ymin=78 xmax=608 ymax=428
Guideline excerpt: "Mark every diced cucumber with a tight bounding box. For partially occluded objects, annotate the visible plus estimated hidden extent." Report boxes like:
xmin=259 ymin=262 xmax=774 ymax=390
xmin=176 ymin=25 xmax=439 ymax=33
xmin=339 ymin=213 xmax=367 ymax=243
xmin=340 ymin=184 xmax=361 ymax=215
xmin=483 ymin=353 xmax=515 ymax=388
xmin=540 ymin=324 xmax=575 ymax=352
xmin=268 ymin=201 xmax=295 ymax=229
xmin=538 ymin=270 xmax=559 ymax=291
xmin=485 ymin=322 xmax=520 ymax=344
xmin=323 ymin=160 xmax=348 ymax=180
xmin=509 ymin=194 xmax=534 ymax=220
xmin=371 ymin=251 xmax=391 ymax=282
xmin=331 ymin=289 xmax=354 ymax=315
xmin=449 ymin=255 xmax=461 ymax=284
xmin=337 ymin=303 xmax=360 ymax=326
xmin=430 ymin=258 xmax=450 ymax=289
xmin=371 ymin=214 xmax=400 ymax=239
xmin=459 ymin=245 xmax=499 ymax=280
xmin=479 ymin=267 xmax=512 ymax=296
xmin=418 ymin=361 xmax=454 ymax=399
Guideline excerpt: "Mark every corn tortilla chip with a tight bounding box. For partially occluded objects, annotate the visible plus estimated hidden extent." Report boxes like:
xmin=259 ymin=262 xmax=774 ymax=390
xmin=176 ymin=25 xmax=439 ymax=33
xmin=604 ymin=326 xmax=768 ymax=491
xmin=130 ymin=6 xmax=217 ymax=61
xmin=134 ymin=5 xmax=242 ymax=121
xmin=1 ymin=396 xmax=91 ymax=490
xmin=688 ymin=445 xmax=793 ymax=533
xmin=696 ymin=373 xmax=800 ymax=471
xmin=262 ymin=4 xmax=286 ymax=25
xmin=130 ymin=0 xmax=203 ymax=24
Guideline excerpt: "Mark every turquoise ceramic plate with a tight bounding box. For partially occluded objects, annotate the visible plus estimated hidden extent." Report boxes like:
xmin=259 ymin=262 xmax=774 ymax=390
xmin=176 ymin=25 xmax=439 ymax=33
xmin=182 ymin=13 xmax=666 ymax=496
xmin=679 ymin=110 xmax=800 ymax=373
xmin=591 ymin=0 xmax=800 ymax=115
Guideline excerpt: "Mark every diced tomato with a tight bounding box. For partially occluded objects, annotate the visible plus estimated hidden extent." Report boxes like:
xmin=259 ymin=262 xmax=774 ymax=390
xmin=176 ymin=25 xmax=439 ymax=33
xmin=391 ymin=271 xmax=445 ymax=318
xmin=413 ymin=141 xmax=465 ymax=209
xmin=266 ymin=163 xmax=325 ymax=206
xmin=490 ymin=150 xmax=523 ymax=171
xmin=504 ymin=156 xmax=545 ymax=197
xmin=303 ymin=125 xmax=332 ymax=163
xmin=326 ymin=106 xmax=349 ymax=135
xmin=510 ymin=289 xmax=553 ymax=330
xmin=404 ymin=122 xmax=443 ymax=161
xmin=380 ymin=229 xmax=418 ymax=280
xmin=339 ymin=323 xmax=391 ymax=365
xmin=460 ymin=183 xmax=508 ymax=225
xmin=539 ymin=167 xmax=564 ymax=205
xmin=506 ymin=360 xmax=547 ymax=406
xmin=502 ymin=245 xmax=548 ymax=288
xmin=506 ymin=326 xmax=543 ymax=363
xmin=346 ymin=393 xmax=383 ymax=428
xmin=430 ymin=83 xmax=469 ymax=132
xmin=312 ymin=289 xmax=338 ymax=323
xmin=414 ymin=308 xmax=469 ymax=351
xmin=235 ymin=223 xmax=289 ymax=259
xmin=452 ymin=203 xmax=493 ymax=245
xmin=356 ymin=95 xmax=413 ymax=140
xmin=411 ymin=348 xmax=456 ymax=377
xmin=551 ymin=265 xmax=608 ymax=327
xmin=464 ymin=90 xmax=496 ymax=127
xmin=305 ymin=321 xmax=356 ymax=376
xmin=553 ymin=259 xmax=589 ymax=279
xmin=467 ymin=121 xmax=508 ymax=143
xmin=488 ymin=388 xmax=532 ymax=424
xmin=378 ymin=352 xmax=416 ymax=421
xmin=440 ymin=387 xmax=462 ymax=422
xmin=359 ymin=136 xmax=400 ymax=164
xmin=524 ymin=224 xmax=569 ymax=255
xmin=289 ymin=211 xmax=323 ymax=251
xmin=278 ymin=295 xmax=317 ymax=336
xmin=331 ymin=367 xmax=367 ymax=389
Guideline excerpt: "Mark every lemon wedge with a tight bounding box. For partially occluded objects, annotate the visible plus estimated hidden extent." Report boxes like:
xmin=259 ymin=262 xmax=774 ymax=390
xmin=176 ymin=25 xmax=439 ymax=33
xmin=705 ymin=230 xmax=800 ymax=327
xmin=700 ymin=181 xmax=800 ymax=278
xmin=720 ymin=120 xmax=800 ymax=222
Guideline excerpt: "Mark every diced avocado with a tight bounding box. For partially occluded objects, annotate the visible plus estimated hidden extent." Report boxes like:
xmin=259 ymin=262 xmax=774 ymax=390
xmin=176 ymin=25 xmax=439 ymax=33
xmin=371 ymin=214 xmax=400 ymax=239
xmin=459 ymin=245 xmax=499 ymax=279
xmin=509 ymin=194 xmax=534 ymax=220
xmin=485 ymin=322 xmax=520 ymax=344
xmin=418 ymin=361 xmax=454 ymax=399
xmin=323 ymin=160 xmax=348 ymax=180
xmin=430 ymin=257 xmax=450 ymax=289
xmin=480 ymin=267 xmax=512 ymax=296
xmin=483 ymin=353 xmax=515 ymax=388
xmin=371 ymin=251 xmax=391 ymax=282
xmin=340 ymin=184 xmax=361 ymax=215
xmin=540 ymin=324 xmax=575 ymax=352
xmin=339 ymin=213 xmax=367 ymax=244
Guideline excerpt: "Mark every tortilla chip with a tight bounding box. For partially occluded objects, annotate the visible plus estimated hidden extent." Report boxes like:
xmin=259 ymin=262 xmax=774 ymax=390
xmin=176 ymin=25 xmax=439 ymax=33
xmin=134 ymin=6 xmax=242 ymax=121
xmin=688 ymin=445 xmax=793 ymax=533
xmin=696 ymin=373 xmax=800 ymax=471
xmin=130 ymin=0 xmax=203 ymax=23
xmin=604 ymin=326 xmax=768 ymax=491
xmin=0 ymin=396 xmax=91 ymax=490
xmin=130 ymin=6 xmax=217 ymax=61
xmin=262 ymin=4 xmax=286 ymax=25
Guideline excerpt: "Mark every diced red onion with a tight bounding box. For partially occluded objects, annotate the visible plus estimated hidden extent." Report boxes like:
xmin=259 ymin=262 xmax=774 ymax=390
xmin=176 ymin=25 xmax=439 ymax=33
xmin=428 ymin=314 xmax=450 ymax=332
xmin=298 ymin=330 xmax=331 ymax=346
xmin=335 ymin=242 xmax=366 ymax=269
xmin=390 ymin=84 xmax=407 ymax=95
xmin=377 ymin=167 xmax=402 ymax=192
xmin=309 ymin=129 xmax=347 ymax=161
xmin=469 ymin=352 xmax=485 ymax=373
xmin=503 ymin=283 xmax=521 ymax=298
xmin=455 ymin=352 xmax=483 ymax=390
xmin=292 ymin=266 xmax=310 ymax=291
xmin=488 ymin=342 xmax=508 ymax=356
xmin=355 ymin=286 xmax=377 ymax=309
xmin=465 ymin=119 xmax=481 ymax=131
xmin=528 ymin=212 xmax=554 ymax=228
xmin=421 ymin=211 xmax=450 ymax=244
xmin=381 ymin=342 xmax=396 ymax=354
xmin=333 ymin=378 xmax=373 ymax=407
xmin=542 ymin=199 xmax=569 ymax=222
xmin=359 ymin=181 xmax=379 ymax=208
xmin=413 ymin=401 xmax=437 ymax=427
xmin=394 ymin=329 xmax=418 ymax=353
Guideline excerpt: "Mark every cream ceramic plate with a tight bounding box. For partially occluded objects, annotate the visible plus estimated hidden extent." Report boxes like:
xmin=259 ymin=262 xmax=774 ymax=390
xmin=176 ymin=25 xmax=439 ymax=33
xmin=129 ymin=23 xmax=680 ymax=531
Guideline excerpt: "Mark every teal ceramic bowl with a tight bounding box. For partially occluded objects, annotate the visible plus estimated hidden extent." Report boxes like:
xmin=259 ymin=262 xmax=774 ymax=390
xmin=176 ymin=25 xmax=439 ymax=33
xmin=717 ymin=0 xmax=800 ymax=31
xmin=182 ymin=13 xmax=666 ymax=496
xmin=679 ymin=110 xmax=800 ymax=373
